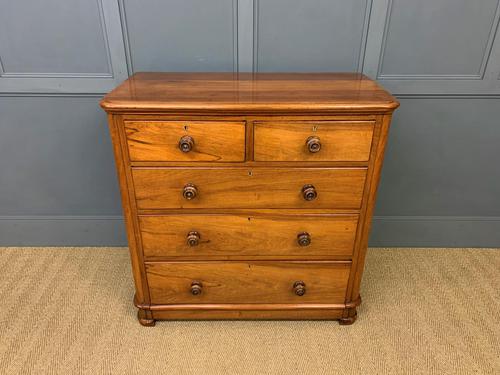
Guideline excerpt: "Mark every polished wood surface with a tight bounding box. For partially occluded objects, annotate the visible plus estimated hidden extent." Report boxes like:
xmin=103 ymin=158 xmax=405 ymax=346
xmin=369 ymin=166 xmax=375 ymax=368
xmin=132 ymin=167 xmax=366 ymax=209
xmin=150 ymin=309 xmax=345 ymax=321
xmin=100 ymin=73 xmax=399 ymax=114
xmin=139 ymin=213 xmax=358 ymax=259
xmin=146 ymin=261 xmax=350 ymax=304
xmin=101 ymin=73 xmax=398 ymax=325
xmin=125 ymin=120 xmax=246 ymax=162
xmin=254 ymin=121 xmax=374 ymax=162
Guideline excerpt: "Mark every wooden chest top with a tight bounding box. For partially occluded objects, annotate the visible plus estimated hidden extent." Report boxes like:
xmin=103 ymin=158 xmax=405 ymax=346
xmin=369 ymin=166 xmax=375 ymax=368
xmin=100 ymin=72 xmax=399 ymax=114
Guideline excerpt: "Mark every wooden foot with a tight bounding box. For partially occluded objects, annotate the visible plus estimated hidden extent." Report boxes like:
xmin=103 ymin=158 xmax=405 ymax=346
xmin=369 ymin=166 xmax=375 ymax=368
xmin=137 ymin=309 xmax=156 ymax=327
xmin=338 ymin=312 xmax=357 ymax=325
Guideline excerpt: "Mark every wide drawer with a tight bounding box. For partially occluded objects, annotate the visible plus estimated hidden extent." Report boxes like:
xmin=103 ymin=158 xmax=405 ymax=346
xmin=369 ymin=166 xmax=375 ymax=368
xmin=140 ymin=213 xmax=358 ymax=259
xmin=124 ymin=120 xmax=246 ymax=162
xmin=133 ymin=167 xmax=366 ymax=209
xmin=146 ymin=261 xmax=351 ymax=304
xmin=254 ymin=121 xmax=374 ymax=162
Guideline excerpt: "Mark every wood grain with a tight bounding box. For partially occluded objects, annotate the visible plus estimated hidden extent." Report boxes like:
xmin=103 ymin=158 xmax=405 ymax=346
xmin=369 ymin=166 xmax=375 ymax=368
xmin=146 ymin=261 xmax=351 ymax=304
xmin=124 ymin=120 xmax=246 ymax=162
xmin=150 ymin=309 xmax=344 ymax=320
xmin=132 ymin=167 xmax=367 ymax=209
xmin=254 ymin=120 xmax=374 ymax=162
xmin=107 ymin=115 xmax=148 ymax=305
xmin=139 ymin=213 xmax=358 ymax=259
xmin=101 ymin=73 xmax=398 ymax=324
xmin=100 ymin=73 xmax=399 ymax=114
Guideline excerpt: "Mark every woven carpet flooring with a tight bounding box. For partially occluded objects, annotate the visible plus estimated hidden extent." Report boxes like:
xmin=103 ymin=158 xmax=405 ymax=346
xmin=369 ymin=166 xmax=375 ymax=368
xmin=0 ymin=247 xmax=498 ymax=374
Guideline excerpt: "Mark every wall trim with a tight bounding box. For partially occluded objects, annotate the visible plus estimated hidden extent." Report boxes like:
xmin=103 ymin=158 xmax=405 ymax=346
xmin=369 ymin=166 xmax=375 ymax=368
xmin=0 ymin=93 xmax=105 ymax=97
xmin=395 ymin=94 xmax=500 ymax=98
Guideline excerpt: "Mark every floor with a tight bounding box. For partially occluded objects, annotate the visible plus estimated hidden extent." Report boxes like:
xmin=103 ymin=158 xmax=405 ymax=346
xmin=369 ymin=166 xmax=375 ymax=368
xmin=0 ymin=247 xmax=498 ymax=374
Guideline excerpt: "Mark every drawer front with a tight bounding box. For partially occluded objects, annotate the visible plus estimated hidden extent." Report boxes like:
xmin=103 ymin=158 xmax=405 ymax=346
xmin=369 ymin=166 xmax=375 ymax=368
xmin=146 ymin=261 xmax=350 ymax=304
xmin=133 ymin=167 xmax=366 ymax=209
xmin=254 ymin=121 xmax=374 ymax=162
xmin=140 ymin=214 xmax=358 ymax=259
xmin=124 ymin=121 xmax=246 ymax=162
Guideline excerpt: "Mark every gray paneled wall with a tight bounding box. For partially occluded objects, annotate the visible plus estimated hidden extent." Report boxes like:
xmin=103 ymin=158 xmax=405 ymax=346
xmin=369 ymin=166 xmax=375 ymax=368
xmin=1 ymin=0 xmax=499 ymax=246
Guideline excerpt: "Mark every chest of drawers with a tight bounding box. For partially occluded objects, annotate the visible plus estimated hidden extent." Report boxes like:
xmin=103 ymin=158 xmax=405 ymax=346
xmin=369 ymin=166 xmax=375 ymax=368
xmin=100 ymin=73 xmax=399 ymax=326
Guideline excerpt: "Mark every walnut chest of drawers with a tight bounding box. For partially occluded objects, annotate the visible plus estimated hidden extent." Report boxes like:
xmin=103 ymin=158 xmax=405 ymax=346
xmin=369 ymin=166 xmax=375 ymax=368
xmin=100 ymin=72 xmax=399 ymax=326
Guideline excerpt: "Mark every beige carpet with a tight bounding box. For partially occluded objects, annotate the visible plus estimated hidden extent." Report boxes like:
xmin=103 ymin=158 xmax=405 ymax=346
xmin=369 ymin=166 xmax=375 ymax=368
xmin=0 ymin=247 xmax=498 ymax=375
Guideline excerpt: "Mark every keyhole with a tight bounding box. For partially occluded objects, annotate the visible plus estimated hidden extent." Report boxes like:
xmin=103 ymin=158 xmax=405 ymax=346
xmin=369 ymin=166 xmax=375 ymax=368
xmin=312 ymin=125 xmax=318 ymax=132
xmin=184 ymin=125 xmax=189 ymax=131
xmin=248 ymin=170 xmax=253 ymax=176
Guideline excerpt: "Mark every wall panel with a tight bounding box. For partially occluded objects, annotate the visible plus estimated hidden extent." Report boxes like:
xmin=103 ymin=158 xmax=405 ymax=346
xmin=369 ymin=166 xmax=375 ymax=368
xmin=379 ymin=0 xmax=499 ymax=78
xmin=0 ymin=0 xmax=499 ymax=246
xmin=120 ymin=0 xmax=238 ymax=73
xmin=253 ymin=0 xmax=370 ymax=72
xmin=0 ymin=0 xmax=128 ymax=93
xmin=0 ymin=96 xmax=122 ymax=215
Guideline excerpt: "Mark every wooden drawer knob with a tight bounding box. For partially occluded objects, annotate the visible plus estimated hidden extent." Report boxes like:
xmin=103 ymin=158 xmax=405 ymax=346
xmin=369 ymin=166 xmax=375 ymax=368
xmin=293 ymin=281 xmax=306 ymax=296
xmin=186 ymin=231 xmax=200 ymax=246
xmin=182 ymin=183 xmax=198 ymax=200
xmin=179 ymin=135 xmax=194 ymax=153
xmin=301 ymin=184 xmax=317 ymax=201
xmin=306 ymin=136 xmax=321 ymax=153
xmin=190 ymin=281 xmax=203 ymax=295
xmin=297 ymin=232 xmax=311 ymax=247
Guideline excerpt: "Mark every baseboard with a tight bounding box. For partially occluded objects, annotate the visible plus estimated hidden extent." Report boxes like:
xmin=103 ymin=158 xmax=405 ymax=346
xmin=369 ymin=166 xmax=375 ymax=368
xmin=0 ymin=216 xmax=127 ymax=246
xmin=0 ymin=215 xmax=499 ymax=247
xmin=370 ymin=216 xmax=500 ymax=247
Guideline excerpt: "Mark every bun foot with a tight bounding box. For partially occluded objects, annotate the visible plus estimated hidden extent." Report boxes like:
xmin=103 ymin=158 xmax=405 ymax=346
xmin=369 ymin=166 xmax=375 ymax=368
xmin=338 ymin=312 xmax=357 ymax=325
xmin=137 ymin=309 xmax=156 ymax=327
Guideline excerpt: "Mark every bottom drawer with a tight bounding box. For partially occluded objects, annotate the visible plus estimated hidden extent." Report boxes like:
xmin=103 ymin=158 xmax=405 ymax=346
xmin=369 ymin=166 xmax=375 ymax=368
xmin=146 ymin=261 xmax=351 ymax=305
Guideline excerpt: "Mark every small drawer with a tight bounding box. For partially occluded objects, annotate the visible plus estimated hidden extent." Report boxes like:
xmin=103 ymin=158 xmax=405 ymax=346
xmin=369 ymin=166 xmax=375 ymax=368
xmin=124 ymin=120 xmax=246 ymax=162
xmin=140 ymin=213 xmax=359 ymax=259
xmin=146 ymin=261 xmax=351 ymax=304
xmin=132 ymin=167 xmax=366 ymax=209
xmin=254 ymin=121 xmax=374 ymax=162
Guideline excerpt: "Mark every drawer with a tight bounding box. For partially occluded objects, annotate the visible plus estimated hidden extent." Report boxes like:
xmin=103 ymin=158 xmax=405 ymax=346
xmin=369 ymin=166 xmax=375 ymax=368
xmin=124 ymin=120 xmax=246 ymax=162
xmin=133 ymin=167 xmax=366 ymax=209
xmin=140 ymin=213 xmax=358 ymax=259
xmin=146 ymin=261 xmax=351 ymax=304
xmin=254 ymin=121 xmax=374 ymax=162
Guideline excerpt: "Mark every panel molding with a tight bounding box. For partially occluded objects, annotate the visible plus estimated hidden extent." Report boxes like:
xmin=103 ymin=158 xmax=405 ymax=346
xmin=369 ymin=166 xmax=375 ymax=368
xmin=376 ymin=0 xmax=500 ymax=80
xmin=237 ymin=0 xmax=254 ymax=72
xmin=0 ymin=0 xmax=128 ymax=94
xmin=119 ymin=0 xmax=239 ymax=75
xmin=252 ymin=0 xmax=373 ymax=73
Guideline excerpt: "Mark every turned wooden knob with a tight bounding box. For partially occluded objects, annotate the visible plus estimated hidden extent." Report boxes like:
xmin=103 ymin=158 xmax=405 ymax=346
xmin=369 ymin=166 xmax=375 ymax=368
xmin=187 ymin=231 xmax=200 ymax=247
xmin=297 ymin=232 xmax=311 ymax=247
xmin=182 ymin=183 xmax=198 ymax=200
xmin=179 ymin=135 xmax=194 ymax=153
xmin=301 ymin=184 xmax=317 ymax=201
xmin=293 ymin=281 xmax=306 ymax=296
xmin=306 ymin=136 xmax=321 ymax=153
xmin=190 ymin=281 xmax=202 ymax=295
